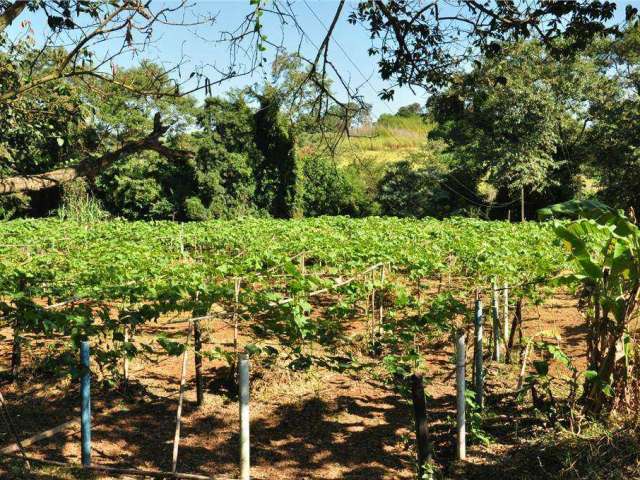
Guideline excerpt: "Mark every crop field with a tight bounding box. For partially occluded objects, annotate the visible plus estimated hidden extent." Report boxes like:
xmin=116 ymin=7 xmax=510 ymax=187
xmin=1 ymin=217 xmax=605 ymax=479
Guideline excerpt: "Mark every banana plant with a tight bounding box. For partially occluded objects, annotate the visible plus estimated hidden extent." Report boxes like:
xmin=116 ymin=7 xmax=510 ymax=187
xmin=539 ymin=199 xmax=640 ymax=415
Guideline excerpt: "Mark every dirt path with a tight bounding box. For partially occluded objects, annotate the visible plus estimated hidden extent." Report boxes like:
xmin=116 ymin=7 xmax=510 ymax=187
xmin=0 ymin=293 xmax=586 ymax=479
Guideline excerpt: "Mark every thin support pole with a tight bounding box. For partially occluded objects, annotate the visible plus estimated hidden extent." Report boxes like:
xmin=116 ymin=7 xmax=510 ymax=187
xmin=517 ymin=341 xmax=532 ymax=391
xmin=0 ymin=392 xmax=30 ymax=469
xmin=473 ymin=299 xmax=484 ymax=409
xmin=506 ymin=298 xmax=523 ymax=364
xmin=194 ymin=320 xmax=204 ymax=408
xmin=379 ymin=265 xmax=385 ymax=334
xmin=11 ymin=325 xmax=21 ymax=381
xmin=503 ymin=282 xmax=509 ymax=344
xmin=299 ymin=253 xmax=306 ymax=276
xmin=370 ymin=270 xmax=376 ymax=343
xmin=238 ymin=353 xmax=250 ymax=480
xmin=123 ymin=326 xmax=130 ymax=387
xmin=492 ymin=282 xmax=501 ymax=362
xmin=171 ymin=323 xmax=192 ymax=474
xmin=455 ymin=331 xmax=466 ymax=461
xmin=411 ymin=373 xmax=432 ymax=479
xmin=80 ymin=341 xmax=91 ymax=468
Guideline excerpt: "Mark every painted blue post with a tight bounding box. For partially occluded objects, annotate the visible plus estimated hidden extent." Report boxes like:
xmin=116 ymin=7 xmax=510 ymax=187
xmin=80 ymin=340 xmax=91 ymax=467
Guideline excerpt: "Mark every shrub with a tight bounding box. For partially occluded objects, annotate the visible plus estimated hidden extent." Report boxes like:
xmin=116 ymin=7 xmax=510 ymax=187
xmin=376 ymin=159 xmax=452 ymax=218
xmin=302 ymin=155 xmax=373 ymax=217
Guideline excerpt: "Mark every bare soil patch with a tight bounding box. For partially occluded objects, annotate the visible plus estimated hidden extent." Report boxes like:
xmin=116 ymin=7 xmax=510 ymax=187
xmin=0 ymin=293 xmax=588 ymax=479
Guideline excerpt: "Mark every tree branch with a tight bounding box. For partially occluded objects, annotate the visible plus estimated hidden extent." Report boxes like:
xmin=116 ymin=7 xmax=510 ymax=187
xmin=0 ymin=0 xmax=28 ymax=32
xmin=0 ymin=113 xmax=192 ymax=195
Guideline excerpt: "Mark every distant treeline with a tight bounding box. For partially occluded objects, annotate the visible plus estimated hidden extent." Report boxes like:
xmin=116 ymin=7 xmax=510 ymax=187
xmin=2 ymin=24 xmax=640 ymax=221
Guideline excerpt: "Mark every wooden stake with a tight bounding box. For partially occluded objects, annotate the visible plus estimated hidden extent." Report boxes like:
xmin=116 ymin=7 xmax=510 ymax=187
xmin=506 ymin=298 xmax=523 ymax=364
xmin=123 ymin=326 xmax=130 ymax=387
xmin=194 ymin=320 xmax=204 ymax=408
xmin=503 ymin=282 xmax=509 ymax=344
xmin=11 ymin=326 xmax=21 ymax=381
xmin=516 ymin=341 xmax=531 ymax=391
xmin=0 ymin=392 xmax=30 ymax=469
xmin=172 ymin=323 xmax=192 ymax=474
xmin=455 ymin=331 xmax=466 ymax=461
xmin=411 ymin=373 xmax=433 ymax=479
xmin=491 ymin=281 xmax=501 ymax=362
xmin=0 ymin=420 xmax=78 ymax=454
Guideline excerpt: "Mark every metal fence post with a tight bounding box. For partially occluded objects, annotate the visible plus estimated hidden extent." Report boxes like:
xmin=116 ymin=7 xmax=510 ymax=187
xmin=80 ymin=341 xmax=91 ymax=467
xmin=239 ymin=353 xmax=250 ymax=480
xmin=455 ymin=331 xmax=466 ymax=461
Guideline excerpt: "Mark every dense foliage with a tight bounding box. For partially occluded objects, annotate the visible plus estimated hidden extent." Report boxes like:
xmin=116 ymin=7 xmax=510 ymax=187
xmin=0 ymin=217 xmax=564 ymax=381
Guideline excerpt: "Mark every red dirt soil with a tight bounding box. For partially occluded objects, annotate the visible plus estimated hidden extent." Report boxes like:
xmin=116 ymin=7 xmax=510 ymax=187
xmin=0 ymin=293 xmax=586 ymax=479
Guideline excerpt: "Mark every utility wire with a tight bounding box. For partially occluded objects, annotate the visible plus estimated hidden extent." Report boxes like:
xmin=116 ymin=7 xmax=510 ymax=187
xmin=303 ymin=1 xmax=520 ymax=211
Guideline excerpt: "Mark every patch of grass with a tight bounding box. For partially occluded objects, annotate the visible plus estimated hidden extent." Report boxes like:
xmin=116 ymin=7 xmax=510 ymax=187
xmin=300 ymin=115 xmax=433 ymax=167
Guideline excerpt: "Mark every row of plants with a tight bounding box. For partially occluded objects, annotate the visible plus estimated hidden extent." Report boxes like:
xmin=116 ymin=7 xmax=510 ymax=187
xmin=0 ymin=217 xmax=562 ymax=379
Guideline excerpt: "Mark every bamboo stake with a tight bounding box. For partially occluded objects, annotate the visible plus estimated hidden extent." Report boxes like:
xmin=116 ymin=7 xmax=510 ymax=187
xmin=516 ymin=341 xmax=532 ymax=391
xmin=371 ymin=270 xmax=376 ymax=342
xmin=172 ymin=322 xmax=192 ymax=474
xmin=0 ymin=420 xmax=78 ymax=454
xmin=503 ymin=282 xmax=509 ymax=344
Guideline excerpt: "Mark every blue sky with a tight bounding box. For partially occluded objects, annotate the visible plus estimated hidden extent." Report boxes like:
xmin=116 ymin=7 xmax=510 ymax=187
xmin=11 ymin=0 xmax=636 ymax=118
xmin=131 ymin=1 xmax=429 ymax=118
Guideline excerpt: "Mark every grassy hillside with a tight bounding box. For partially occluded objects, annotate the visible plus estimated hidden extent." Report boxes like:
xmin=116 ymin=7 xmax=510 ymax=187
xmin=335 ymin=114 xmax=431 ymax=165
xmin=298 ymin=114 xmax=433 ymax=198
xmin=299 ymin=114 xmax=431 ymax=166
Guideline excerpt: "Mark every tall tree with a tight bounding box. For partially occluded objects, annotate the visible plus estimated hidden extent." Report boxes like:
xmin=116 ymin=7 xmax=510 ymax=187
xmin=588 ymin=23 xmax=640 ymax=213
xmin=254 ymin=88 xmax=303 ymax=218
xmin=429 ymin=40 xmax=611 ymax=217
